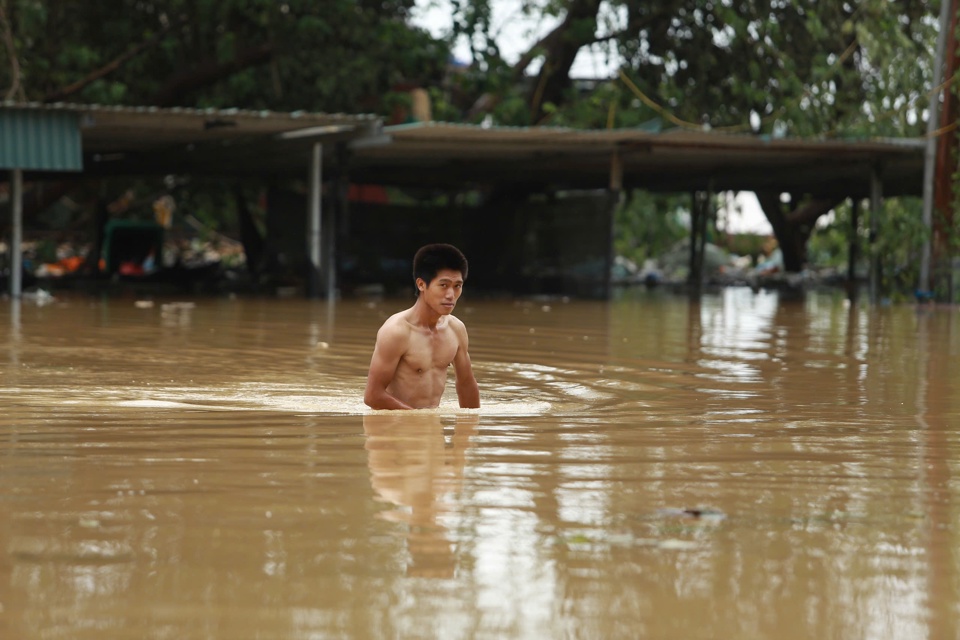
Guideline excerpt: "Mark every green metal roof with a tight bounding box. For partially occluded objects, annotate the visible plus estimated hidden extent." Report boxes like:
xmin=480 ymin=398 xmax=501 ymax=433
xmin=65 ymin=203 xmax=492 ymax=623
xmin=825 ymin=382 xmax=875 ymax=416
xmin=0 ymin=107 xmax=82 ymax=171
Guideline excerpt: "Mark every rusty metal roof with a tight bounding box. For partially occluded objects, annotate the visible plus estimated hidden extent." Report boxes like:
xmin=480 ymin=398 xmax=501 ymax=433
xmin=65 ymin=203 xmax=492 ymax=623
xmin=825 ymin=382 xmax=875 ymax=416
xmin=349 ymin=122 xmax=925 ymax=198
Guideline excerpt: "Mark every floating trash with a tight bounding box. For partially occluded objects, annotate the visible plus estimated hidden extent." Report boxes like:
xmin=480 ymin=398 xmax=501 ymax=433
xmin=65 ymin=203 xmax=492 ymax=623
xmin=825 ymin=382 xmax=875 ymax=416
xmin=22 ymin=289 xmax=55 ymax=306
xmin=161 ymin=301 xmax=196 ymax=312
xmin=656 ymin=507 xmax=727 ymax=522
xmin=658 ymin=539 xmax=700 ymax=551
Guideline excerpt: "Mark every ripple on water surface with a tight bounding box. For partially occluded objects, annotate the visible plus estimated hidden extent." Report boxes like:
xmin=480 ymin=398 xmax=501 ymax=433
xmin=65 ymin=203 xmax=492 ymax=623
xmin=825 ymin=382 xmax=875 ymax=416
xmin=0 ymin=291 xmax=956 ymax=639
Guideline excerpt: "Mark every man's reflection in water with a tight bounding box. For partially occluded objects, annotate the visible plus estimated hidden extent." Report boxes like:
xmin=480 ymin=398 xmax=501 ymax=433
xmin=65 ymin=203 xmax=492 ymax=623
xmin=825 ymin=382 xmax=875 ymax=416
xmin=363 ymin=412 xmax=478 ymax=578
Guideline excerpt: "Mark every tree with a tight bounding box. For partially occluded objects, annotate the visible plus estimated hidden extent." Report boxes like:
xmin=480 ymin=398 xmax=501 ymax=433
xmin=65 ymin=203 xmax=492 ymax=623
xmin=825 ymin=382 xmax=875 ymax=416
xmin=755 ymin=192 xmax=843 ymax=273
xmin=441 ymin=0 xmax=941 ymax=272
xmin=0 ymin=0 xmax=449 ymax=113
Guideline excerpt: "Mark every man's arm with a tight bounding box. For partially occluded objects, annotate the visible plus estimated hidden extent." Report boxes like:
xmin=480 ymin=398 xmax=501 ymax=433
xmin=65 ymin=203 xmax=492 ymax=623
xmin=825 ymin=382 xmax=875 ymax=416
xmin=452 ymin=322 xmax=480 ymax=409
xmin=364 ymin=323 xmax=414 ymax=410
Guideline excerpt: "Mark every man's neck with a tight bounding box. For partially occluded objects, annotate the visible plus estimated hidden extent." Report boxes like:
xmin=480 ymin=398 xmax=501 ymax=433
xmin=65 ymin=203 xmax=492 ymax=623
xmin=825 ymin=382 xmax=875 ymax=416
xmin=410 ymin=297 xmax=442 ymax=328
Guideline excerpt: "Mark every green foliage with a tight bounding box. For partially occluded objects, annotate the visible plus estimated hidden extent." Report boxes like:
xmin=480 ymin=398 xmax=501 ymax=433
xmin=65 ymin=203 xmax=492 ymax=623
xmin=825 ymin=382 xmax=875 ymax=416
xmin=432 ymin=0 xmax=934 ymax=139
xmin=807 ymin=196 xmax=930 ymax=300
xmin=3 ymin=0 xmax=936 ymax=139
xmin=613 ymin=190 xmax=687 ymax=265
xmin=804 ymin=195 xmax=943 ymax=301
xmin=873 ymin=197 xmax=928 ymax=300
xmin=0 ymin=0 xmax=448 ymax=113
xmin=173 ymin=179 xmax=240 ymax=237
xmin=492 ymin=93 xmax=535 ymax=126
xmin=720 ymin=233 xmax=768 ymax=262
xmin=426 ymin=85 xmax=462 ymax=122
xmin=807 ymin=208 xmax=851 ymax=271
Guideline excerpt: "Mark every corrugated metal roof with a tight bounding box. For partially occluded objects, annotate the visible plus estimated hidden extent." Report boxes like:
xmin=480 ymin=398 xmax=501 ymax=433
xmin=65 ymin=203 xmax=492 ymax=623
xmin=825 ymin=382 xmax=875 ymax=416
xmin=383 ymin=121 xmax=925 ymax=152
xmin=347 ymin=122 xmax=926 ymax=197
xmin=1 ymin=101 xmax=384 ymax=175
xmin=0 ymin=107 xmax=82 ymax=171
xmin=0 ymin=102 xmax=926 ymax=198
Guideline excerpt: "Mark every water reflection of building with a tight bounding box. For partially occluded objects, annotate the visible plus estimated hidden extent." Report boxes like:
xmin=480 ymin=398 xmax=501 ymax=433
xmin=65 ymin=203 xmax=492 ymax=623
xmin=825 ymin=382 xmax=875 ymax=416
xmin=363 ymin=412 xmax=477 ymax=578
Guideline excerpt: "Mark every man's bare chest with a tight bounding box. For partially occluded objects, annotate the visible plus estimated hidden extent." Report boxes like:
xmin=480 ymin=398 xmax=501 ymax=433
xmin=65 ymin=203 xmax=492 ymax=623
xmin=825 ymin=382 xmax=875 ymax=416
xmin=402 ymin=328 xmax=458 ymax=371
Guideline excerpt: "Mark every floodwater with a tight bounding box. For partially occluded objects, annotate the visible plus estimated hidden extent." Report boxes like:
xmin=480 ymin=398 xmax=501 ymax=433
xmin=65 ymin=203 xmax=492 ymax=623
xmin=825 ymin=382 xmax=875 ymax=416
xmin=1 ymin=287 xmax=958 ymax=639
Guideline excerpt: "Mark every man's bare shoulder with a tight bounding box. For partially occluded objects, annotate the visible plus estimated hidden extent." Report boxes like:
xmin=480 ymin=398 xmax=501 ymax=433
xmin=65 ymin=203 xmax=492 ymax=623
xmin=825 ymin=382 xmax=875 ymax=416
xmin=376 ymin=309 xmax=414 ymax=339
xmin=445 ymin=314 xmax=469 ymax=338
xmin=446 ymin=314 xmax=466 ymax=327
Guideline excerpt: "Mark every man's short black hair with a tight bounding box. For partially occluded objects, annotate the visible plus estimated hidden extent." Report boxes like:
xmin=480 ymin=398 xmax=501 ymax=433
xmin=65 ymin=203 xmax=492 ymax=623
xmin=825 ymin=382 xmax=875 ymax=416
xmin=413 ymin=243 xmax=468 ymax=291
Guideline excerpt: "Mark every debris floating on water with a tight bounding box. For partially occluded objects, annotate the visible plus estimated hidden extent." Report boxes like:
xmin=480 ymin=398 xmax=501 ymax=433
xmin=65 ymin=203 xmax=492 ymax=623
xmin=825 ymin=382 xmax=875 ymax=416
xmin=656 ymin=507 xmax=727 ymax=522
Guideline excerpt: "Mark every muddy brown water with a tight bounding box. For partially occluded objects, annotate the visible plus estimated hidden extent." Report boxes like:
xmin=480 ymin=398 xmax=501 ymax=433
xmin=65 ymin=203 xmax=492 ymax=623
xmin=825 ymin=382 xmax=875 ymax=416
xmin=1 ymin=288 xmax=958 ymax=639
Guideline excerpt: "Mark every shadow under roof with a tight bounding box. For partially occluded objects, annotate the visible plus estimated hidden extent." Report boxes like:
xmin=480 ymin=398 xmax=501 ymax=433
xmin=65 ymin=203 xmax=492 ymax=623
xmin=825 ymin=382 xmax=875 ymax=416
xmin=349 ymin=122 xmax=926 ymax=199
xmin=4 ymin=101 xmax=384 ymax=177
xmin=4 ymin=103 xmax=926 ymax=199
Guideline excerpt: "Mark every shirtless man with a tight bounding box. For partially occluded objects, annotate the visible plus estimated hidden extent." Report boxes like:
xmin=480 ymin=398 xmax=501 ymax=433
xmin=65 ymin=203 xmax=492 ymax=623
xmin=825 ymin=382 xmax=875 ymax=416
xmin=364 ymin=244 xmax=480 ymax=410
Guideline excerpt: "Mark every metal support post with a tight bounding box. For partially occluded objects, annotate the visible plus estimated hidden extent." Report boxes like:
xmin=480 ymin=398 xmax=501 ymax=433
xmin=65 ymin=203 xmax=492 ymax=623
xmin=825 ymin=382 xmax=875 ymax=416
xmin=869 ymin=168 xmax=882 ymax=304
xmin=847 ymin=197 xmax=860 ymax=302
xmin=307 ymin=142 xmax=323 ymax=298
xmin=11 ymin=169 xmax=23 ymax=298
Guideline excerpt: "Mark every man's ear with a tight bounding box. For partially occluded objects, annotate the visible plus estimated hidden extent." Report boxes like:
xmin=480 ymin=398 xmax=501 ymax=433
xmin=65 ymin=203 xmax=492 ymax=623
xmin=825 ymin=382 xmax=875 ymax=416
xmin=416 ymin=277 xmax=426 ymax=292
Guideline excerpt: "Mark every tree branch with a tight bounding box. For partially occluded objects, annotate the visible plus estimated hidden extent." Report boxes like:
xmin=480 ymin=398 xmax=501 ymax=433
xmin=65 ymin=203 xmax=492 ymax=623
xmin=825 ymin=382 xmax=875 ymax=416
xmin=511 ymin=29 xmax=562 ymax=80
xmin=465 ymin=8 xmax=650 ymax=120
xmin=788 ymin=197 xmax=840 ymax=225
xmin=43 ymin=15 xmax=187 ymax=103
xmin=0 ymin=2 xmax=23 ymax=101
xmin=525 ymin=0 xmax=602 ymax=120
xmin=151 ymin=43 xmax=274 ymax=106
xmin=756 ymin=191 xmax=842 ymax=271
xmin=756 ymin=191 xmax=840 ymax=227
xmin=510 ymin=13 xmax=652 ymax=81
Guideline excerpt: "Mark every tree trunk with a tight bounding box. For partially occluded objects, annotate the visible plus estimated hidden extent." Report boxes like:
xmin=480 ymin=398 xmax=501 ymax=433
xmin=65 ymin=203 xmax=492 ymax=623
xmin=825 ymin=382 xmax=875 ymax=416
xmin=756 ymin=191 xmax=841 ymax=272
xmin=235 ymin=185 xmax=264 ymax=276
xmin=44 ymin=16 xmax=186 ymax=103
xmin=527 ymin=0 xmax=602 ymax=123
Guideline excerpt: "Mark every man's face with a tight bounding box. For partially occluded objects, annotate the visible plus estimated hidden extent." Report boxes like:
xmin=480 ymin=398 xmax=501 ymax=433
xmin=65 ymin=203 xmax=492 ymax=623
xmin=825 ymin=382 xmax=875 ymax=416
xmin=418 ymin=269 xmax=464 ymax=315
